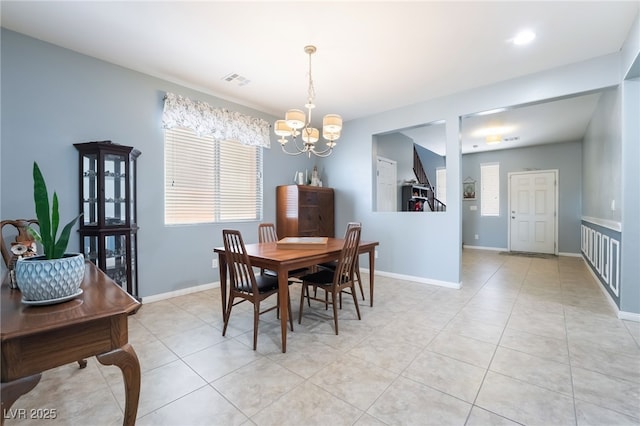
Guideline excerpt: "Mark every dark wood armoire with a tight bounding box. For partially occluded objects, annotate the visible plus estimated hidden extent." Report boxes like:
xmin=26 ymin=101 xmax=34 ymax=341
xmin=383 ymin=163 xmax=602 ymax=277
xmin=276 ymin=185 xmax=334 ymax=238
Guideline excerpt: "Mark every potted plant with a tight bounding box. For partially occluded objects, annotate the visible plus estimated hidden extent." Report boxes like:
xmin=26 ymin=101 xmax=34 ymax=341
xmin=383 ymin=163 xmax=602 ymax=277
xmin=14 ymin=162 xmax=84 ymax=303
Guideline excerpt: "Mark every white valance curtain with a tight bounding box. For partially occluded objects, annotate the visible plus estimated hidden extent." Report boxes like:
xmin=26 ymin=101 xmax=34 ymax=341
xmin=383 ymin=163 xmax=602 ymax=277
xmin=162 ymin=92 xmax=271 ymax=148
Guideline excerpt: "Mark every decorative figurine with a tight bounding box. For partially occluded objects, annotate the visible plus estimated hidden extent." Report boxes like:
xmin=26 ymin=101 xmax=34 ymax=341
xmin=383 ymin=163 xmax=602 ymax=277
xmin=8 ymin=240 xmax=38 ymax=289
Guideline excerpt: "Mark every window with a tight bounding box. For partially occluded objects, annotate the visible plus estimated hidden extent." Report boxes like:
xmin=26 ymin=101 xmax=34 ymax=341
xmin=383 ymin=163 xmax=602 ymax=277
xmin=164 ymin=127 xmax=262 ymax=225
xmin=481 ymin=163 xmax=500 ymax=216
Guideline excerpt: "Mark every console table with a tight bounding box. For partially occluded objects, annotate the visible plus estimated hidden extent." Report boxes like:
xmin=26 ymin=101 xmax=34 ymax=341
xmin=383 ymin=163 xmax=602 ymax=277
xmin=1 ymin=262 xmax=141 ymax=425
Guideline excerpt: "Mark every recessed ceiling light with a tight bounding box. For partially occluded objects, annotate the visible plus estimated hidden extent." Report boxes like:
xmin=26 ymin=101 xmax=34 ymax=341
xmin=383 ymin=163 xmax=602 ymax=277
xmin=513 ymin=30 xmax=536 ymax=46
xmin=486 ymin=135 xmax=502 ymax=145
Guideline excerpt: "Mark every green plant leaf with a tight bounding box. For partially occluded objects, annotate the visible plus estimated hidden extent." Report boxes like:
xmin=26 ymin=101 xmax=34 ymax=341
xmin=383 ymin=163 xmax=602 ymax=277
xmin=33 ymin=162 xmax=53 ymax=256
xmin=52 ymin=215 xmax=81 ymax=259
xmin=52 ymin=192 xmax=60 ymax=251
xmin=32 ymin=162 xmax=81 ymax=259
xmin=27 ymin=227 xmax=42 ymax=243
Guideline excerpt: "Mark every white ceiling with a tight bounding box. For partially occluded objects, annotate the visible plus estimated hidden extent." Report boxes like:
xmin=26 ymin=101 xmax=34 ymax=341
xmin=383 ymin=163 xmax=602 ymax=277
xmin=2 ymin=1 xmax=638 ymax=153
xmin=397 ymin=91 xmax=604 ymax=155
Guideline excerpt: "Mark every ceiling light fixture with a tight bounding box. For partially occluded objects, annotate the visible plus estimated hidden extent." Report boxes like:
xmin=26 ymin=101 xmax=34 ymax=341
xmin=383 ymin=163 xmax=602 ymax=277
xmin=486 ymin=135 xmax=502 ymax=145
xmin=274 ymin=45 xmax=342 ymax=158
xmin=513 ymin=30 xmax=536 ymax=46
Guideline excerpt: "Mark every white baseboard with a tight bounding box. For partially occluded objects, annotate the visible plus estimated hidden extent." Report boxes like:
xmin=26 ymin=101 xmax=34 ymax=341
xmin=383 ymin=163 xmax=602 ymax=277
xmin=142 ymin=282 xmax=219 ymax=304
xmin=559 ymin=252 xmax=582 ymax=257
xmin=361 ymin=268 xmax=460 ymax=289
xmin=582 ymin=257 xmax=639 ymax=323
xmin=462 ymin=245 xmax=506 ymax=252
xmin=619 ymin=311 xmax=640 ymax=322
xmin=464 ymin=245 xmax=581 ymax=258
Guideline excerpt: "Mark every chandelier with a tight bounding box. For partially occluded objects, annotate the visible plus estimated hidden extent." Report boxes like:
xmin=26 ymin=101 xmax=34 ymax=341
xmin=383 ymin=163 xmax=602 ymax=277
xmin=274 ymin=45 xmax=342 ymax=158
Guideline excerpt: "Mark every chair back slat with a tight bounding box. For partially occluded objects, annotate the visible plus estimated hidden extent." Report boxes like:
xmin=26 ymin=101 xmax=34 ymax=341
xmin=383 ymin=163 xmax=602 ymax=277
xmin=222 ymin=228 xmax=292 ymax=349
xmin=258 ymin=223 xmax=278 ymax=243
xmin=334 ymin=224 xmax=361 ymax=286
xmin=222 ymin=229 xmax=257 ymax=294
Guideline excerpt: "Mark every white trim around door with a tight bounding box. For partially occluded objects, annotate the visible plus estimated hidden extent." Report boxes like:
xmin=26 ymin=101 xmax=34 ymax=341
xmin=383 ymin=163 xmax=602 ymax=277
xmin=507 ymin=169 xmax=559 ymax=255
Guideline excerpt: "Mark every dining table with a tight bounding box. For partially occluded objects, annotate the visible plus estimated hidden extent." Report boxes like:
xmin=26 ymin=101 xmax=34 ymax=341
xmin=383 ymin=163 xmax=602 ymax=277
xmin=214 ymin=237 xmax=379 ymax=353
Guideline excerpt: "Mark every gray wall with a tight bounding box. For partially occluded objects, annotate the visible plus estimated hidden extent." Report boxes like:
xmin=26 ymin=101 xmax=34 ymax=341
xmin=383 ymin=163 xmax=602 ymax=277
xmin=582 ymin=88 xmax=621 ymax=221
xmin=618 ymin=14 xmax=640 ymax=316
xmin=462 ymin=141 xmax=583 ymax=253
xmin=415 ymin=144 xmax=446 ymax=188
xmin=374 ymin=133 xmax=445 ymax=212
xmin=375 ymin=132 xmax=413 ymax=211
xmin=375 ymin=132 xmax=414 ymax=183
xmin=2 ymin=26 xmax=635 ymax=306
xmin=581 ymin=82 xmax=640 ymax=316
xmin=620 ymin=78 xmax=640 ymax=315
xmin=0 ymin=29 xmax=316 ymax=297
xmin=323 ymin=52 xmax=620 ymax=287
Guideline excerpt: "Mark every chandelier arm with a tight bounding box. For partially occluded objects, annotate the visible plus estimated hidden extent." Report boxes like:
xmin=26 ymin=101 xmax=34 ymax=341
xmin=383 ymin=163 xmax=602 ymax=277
xmin=308 ymin=146 xmax=334 ymax=158
xmin=280 ymin=144 xmax=307 ymax=156
xmin=290 ymin=136 xmax=311 ymax=153
xmin=280 ymin=135 xmax=314 ymax=156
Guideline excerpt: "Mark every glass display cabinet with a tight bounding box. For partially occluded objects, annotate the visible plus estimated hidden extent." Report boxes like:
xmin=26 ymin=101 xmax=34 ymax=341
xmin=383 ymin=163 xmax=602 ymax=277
xmin=74 ymin=141 xmax=141 ymax=299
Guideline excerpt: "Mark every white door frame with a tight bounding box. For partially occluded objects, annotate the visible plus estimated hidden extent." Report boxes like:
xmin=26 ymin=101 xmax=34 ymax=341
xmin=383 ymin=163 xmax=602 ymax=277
xmin=376 ymin=156 xmax=397 ymax=212
xmin=507 ymin=169 xmax=559 ymax=255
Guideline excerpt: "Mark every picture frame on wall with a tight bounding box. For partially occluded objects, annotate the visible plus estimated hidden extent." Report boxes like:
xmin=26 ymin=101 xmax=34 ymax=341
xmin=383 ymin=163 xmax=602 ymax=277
xmin=463 ymin=178 xmax=476 ymax=200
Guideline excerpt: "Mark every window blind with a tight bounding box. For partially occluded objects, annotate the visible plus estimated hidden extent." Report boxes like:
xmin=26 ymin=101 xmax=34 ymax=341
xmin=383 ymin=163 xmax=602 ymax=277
xmin=165 ymin=127 xmax=262 ymax=225
xmin=481 ymin=163 xmax=500 ymax=216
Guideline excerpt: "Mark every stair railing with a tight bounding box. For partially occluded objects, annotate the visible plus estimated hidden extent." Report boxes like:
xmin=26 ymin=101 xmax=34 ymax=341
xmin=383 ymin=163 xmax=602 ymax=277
xmin=413 ymin=146 xmax=446 ymax=211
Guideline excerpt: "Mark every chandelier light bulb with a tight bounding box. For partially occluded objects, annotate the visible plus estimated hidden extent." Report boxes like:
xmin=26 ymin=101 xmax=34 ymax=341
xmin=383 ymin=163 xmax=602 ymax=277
xmin=274 ymin=120 xmax=293 ymax=137
xmin=285 ymin=109 xmax=305 ymax=129
xmin=323 ymin=114 xmax=343 ymax=134
xmin=301 ymin=127 xmax=319 ymax=144
xmin=323 ymin=129 xmax=340 ymax=141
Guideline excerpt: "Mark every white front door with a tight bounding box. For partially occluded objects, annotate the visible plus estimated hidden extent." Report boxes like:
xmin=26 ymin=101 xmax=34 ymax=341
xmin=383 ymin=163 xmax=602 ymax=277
xmin=376 ymin=156 xmax=397 ymax=212
xmin=508 ymin=170 xmax=557 ymax=254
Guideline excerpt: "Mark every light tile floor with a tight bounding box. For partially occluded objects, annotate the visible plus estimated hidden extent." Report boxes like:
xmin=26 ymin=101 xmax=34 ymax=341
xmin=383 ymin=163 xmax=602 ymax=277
xmin=7 ymin=250 xmax=640 ymax=425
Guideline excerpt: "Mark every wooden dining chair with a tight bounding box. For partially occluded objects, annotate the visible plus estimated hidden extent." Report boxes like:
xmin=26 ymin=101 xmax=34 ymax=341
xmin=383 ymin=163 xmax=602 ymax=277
xmin=298 ymin=225 xmax=362 ymax=335
xmin=317 ymin=222 xmax=365 ymax=301
xmin=258 ymin=222 xmax=310 ymax=280
xmin=258 ymin=222 xmax=278 ymax=244
xmin=258 ymin=222 xmax=312 ymax=312
xmin=257 ymin=223 xmax=279 ymax=277
xmin=222 ymin=229 xmax=293 ymax=350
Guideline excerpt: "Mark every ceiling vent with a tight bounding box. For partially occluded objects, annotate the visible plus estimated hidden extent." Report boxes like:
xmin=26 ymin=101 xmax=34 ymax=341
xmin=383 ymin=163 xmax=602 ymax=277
xmin=222 ymin=73 xmax=250 ymax=87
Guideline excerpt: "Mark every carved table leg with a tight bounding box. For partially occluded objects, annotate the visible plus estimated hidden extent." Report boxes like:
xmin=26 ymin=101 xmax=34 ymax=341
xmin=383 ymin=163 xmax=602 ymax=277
xmin=1 ymin=374 xmax=42 ymax=426
xmin=77 ymin=359 xmax=88 ymax=369
xmin=97 ymin=344 xmax=140 ymax=426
